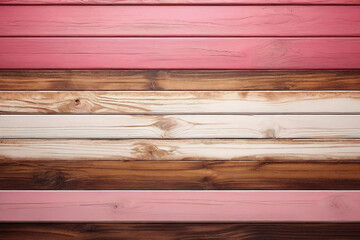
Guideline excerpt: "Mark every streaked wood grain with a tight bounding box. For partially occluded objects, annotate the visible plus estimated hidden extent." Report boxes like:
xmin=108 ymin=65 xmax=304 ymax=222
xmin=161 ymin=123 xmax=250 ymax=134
xmin=2 ymin=139 xmax=360 ymax=161
xmin=2 ymin=6 xmax=359 ymax=37
xmin=1 ymin=223 xmax=360 ymax=240
xmin=2 ymin=70 xmax=360 ymax=91
xmin=1 ymin=38 xmax=360 ymax=69
xmin=1 ymin=0 xmax=359 ymax=4
xmin=1 ymin=159 xmax=360 ymax=190
xmin=2 ymin=91 xmax=360 ymax=114
xmin=1 ymin=115 xmax=360 ymax=139
xmin=1 ymin=191 xmax=360 ymax=222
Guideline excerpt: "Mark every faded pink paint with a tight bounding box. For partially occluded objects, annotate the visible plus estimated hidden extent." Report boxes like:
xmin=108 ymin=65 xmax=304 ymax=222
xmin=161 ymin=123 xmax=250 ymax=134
xmin=0 ymin=0 xmax=359 ymax=4
xmin=1 ymin=38 xmax=360 ymax=69
xmin=0 ymin=191 xmax=360 ymax=222
xmin=1 ymin=6 xmax=360 ymax=36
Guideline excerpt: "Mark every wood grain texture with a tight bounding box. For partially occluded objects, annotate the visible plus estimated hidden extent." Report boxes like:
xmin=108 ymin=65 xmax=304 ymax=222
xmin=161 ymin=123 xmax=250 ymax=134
xmin=1 ymin=0 xmax=359 ymax=4
xmin=2 ymin=159 xmax=360 ymax=190
xmin=1 ymin=38 xmax=360 ymax=69
xmin=2 ymin=139 xmax=360 ymax=161
xmin=2 ymin=6 xmax=360 ymax=37
xmin=1 ymin=223 xmax=360 ymax=240
xmin=1 ymin=115 xmax=360 ymax=139
xmin=2 ymin=70 xmax=360 ymax=91
xmin=1 ymin=191 xmax=360 ymax=222
xmin=2 ymin=91 xmax=360 ymax=114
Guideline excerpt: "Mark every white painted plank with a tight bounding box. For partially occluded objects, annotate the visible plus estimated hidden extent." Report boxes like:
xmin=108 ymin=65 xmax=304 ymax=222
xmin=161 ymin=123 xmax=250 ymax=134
xmin=2 ymin=139 xmax=360 ymax=161
xmin=1 ymin=91 xmax=360 ymax=114
xmin=1 ymin=115 xmax=359 ymax=139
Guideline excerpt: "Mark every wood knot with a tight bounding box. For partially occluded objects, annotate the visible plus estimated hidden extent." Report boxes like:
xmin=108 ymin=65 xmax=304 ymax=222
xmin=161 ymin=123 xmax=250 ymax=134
xmin=264 ymin=128 xmax=277 ymax=138
xmin=155 ymin=118 xmax=178 ymax=132
xmin=133 ymin=143 xmax=172 ymax=160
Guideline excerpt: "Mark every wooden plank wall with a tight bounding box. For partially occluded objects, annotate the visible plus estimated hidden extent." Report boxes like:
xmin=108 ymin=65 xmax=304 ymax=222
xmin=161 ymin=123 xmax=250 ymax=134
xmin=0 ymin=0 xmax=360 ymax=239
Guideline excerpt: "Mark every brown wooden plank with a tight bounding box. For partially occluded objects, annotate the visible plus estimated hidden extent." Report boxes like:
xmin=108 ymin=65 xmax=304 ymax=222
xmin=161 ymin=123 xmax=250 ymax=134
xmin=1 ymin=159 xmax=360 ymax=190
xmin=1 ymin=223 xmax=360 ymax=240
xmin=2 ymin=91 xmax=360 ymax=114
xmin=1 ymin=70 xmax=360 ymax=91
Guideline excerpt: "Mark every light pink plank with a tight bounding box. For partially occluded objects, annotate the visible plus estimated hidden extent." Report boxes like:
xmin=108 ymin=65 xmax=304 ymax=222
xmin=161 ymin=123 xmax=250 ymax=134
xmin=0 ymin=191 xmax=359 ymax=222
xmin=1 ymin=6 xmax=360 ymax=37
xmin=1 ymin=38 xmax=360 ymax=69
xmin=0 ymin=0 xmax=359 ymax=4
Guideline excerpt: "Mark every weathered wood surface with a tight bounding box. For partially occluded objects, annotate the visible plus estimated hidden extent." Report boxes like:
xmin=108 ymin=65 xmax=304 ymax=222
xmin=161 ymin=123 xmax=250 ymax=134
xmin=1 ymin=38 xmax=360 ymax=69
xmin=1 ymin=191 xmax=360 ymax=222
xmin=1 ymin=223 xmax=360 ymax=240
xmin=1 ymin=115 xmax=360 ymax=139
xmin=2 ymin=6 xmax=360 ymax=37
xmin=2 ymin=91 xmax=360 ymax=114
xmin=2 ymin=70 xmax=360 ymax=91
xmin=2 ymin=139 xmax=360 ymax=161
xmin=1 ymin=0 xmax=359 ymax=4
xmin=2 ymin=159 xmax=360 ymax=190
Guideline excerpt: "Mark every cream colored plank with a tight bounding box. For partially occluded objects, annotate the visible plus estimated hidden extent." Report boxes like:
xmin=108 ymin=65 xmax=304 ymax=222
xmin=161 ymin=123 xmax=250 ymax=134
xmin=1 ymin=139 xmax=360 ymax=161
xmin=1 ymin=115 xmax=359 ymax=139
xmin=1 ymin=91 xmax=360 ymax=114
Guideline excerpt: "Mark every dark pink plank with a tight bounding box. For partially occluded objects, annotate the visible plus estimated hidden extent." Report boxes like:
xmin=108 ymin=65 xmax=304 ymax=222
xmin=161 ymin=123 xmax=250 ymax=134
xmin=0 ymin=0 xmax=359 ymax=4
xmin=1 ymin=191 xmax=360 ymax=222
xmin=1 ymin=38 xmax=360 ymax=69
xmin=1 ymin=6 xmax=360 ymax=37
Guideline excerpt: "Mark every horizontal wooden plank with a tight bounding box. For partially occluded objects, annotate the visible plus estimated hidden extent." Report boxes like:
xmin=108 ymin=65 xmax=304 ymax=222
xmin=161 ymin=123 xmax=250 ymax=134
xmin=2 ymin=91 xmax=360 ymax=114
xmin=2 ymin=139 xmax=360 ymax=161
xmin=1 ymin=191 xmax=360 ymax=222
xmin=1 ymin=38 xmax=360 ymax=69
xmin=2 ymin=70 xmax=360 ymax=91
xmin=1 ymin=115 xmax=360 ymax=139
xmin=2 ymin=159 xmax=360 ymax=190
xmin=2 ymin=6 xmax=359 ymax=37
xmin=2 ymin=223 xmax=360 ymax=240
xmin=1 ymin=0 xmax=359 ymax=4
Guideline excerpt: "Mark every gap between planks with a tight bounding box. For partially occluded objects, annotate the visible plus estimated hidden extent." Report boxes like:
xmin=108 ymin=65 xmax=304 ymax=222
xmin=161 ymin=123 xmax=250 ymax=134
xmin=1 ymin=91 xmax=360 ymax=114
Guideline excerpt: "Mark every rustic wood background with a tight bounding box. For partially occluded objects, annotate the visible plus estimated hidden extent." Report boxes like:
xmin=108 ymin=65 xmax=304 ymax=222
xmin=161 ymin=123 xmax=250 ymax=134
xmin=0 ymin=0 xmax=360 ymax=239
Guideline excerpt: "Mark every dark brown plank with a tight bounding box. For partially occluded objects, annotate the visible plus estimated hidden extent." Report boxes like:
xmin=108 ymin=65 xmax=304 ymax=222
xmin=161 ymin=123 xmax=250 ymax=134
xmin=1 ymin=70 xmax=360 ymax=91
xmin=1 ymin=223 xmax=360 ymax=240
xmin=1 ymin=160 xmax=360 ymax=190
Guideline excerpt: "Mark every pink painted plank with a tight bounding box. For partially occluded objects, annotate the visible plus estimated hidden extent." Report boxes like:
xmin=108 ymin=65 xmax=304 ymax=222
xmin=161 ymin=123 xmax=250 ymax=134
xmin=0 ymin=38 xmax=360 ymax=69
xmin=1 ymin=6 xmax=360 ymax=37
xmin=0 ymin=0 xmax=359 ymax=4
xmin=0 ymin=191 xmax=359 ymax=222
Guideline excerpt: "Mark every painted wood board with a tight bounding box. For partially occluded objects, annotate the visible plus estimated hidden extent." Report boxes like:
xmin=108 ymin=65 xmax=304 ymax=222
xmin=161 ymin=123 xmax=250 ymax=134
xmin=2 ymin=91 xmax=360 ymax=114
xmin=2 ymin=139 xmax=360 ymax=161
xmin=1 ymin=0 xmax=359 ymax=4
xmin=2 ymin=159 xmax=360 ymax=190
xmin=1 ymin=38 xmax=360 ymax=69
xmin=1 ymin=191 xmax=360 ymax=222
xmin=2 ymin=70 xmax=360 ymax=91
xmin=2 ymin=6 xmax=360 ymax=37
xmin=1 ymin=115 xmax=360 ymax=139
xmin=1 ymin=223 xmax=360 ymax=240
